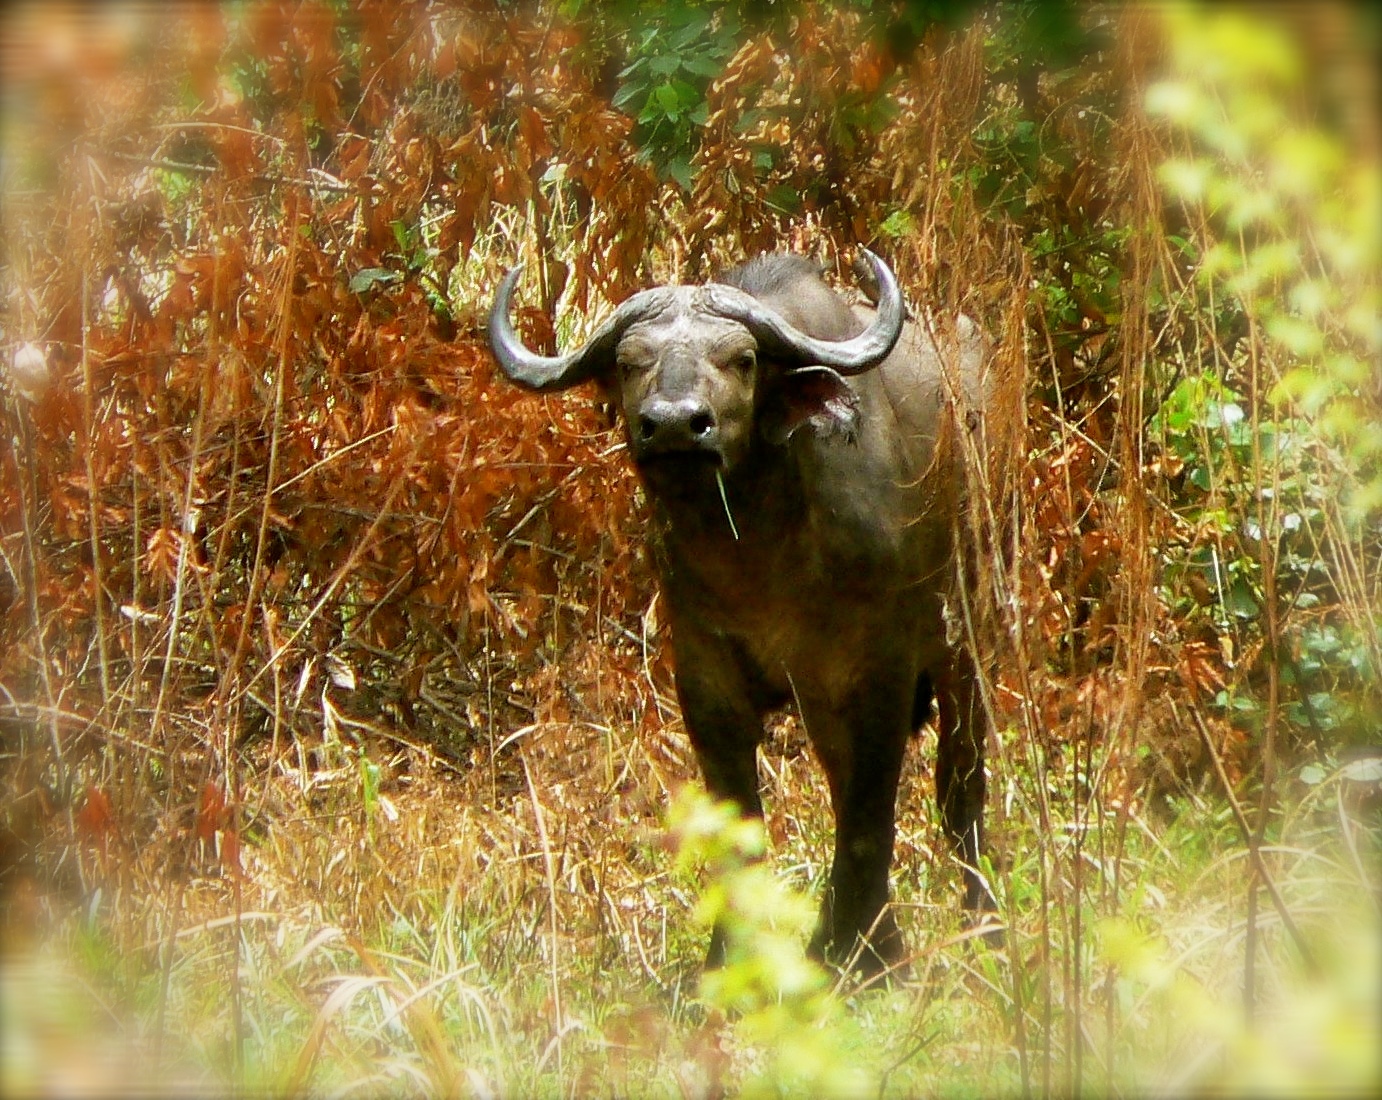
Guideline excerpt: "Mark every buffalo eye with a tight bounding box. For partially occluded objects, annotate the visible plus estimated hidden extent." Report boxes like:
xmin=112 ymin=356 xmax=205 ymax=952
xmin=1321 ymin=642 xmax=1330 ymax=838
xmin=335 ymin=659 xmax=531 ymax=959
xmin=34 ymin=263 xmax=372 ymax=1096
xmin=728 ymin=348 xmax=756 ymax=373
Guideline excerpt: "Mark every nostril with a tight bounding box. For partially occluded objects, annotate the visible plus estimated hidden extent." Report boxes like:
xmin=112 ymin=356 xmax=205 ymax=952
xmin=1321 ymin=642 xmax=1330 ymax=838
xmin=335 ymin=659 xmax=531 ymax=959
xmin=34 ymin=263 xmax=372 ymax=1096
xmin=639 ymin=417 xmax=657 ymax=441
xmin=689 ymin=411 xmax=714 ymax=437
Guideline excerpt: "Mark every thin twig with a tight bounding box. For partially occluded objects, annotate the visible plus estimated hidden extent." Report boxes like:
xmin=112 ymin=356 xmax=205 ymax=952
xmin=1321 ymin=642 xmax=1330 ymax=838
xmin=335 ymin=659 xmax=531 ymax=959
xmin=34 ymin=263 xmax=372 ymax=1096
xmin=104 ymin=150 xmax=354 ymax=192
xmin=80 ymin=269 xmax=112 ymax=709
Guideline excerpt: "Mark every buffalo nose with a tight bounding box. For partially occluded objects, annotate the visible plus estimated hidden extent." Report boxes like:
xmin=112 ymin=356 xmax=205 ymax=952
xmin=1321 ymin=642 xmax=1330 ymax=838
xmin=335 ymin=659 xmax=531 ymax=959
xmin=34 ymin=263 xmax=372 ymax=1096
xmin=636 ymin=396 xmax=718 ymax=453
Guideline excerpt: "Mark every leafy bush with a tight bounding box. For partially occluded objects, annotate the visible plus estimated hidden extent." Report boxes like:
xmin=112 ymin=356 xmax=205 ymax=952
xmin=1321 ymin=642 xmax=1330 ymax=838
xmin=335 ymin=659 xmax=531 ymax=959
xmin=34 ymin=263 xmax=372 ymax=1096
xmin=1147 ymin=7 xmax=1381 ymax=756
xmin=668 ymin=787 xmax=874 ymax=1098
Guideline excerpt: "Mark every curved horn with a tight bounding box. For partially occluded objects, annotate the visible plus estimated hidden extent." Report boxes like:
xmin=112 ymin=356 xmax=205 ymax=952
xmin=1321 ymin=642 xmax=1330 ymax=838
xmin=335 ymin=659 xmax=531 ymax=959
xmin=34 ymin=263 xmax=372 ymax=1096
xmin=487 ymin=265 xmax=674 ymax=392
xmin=702 ymin=249 xmax=904 ymax=375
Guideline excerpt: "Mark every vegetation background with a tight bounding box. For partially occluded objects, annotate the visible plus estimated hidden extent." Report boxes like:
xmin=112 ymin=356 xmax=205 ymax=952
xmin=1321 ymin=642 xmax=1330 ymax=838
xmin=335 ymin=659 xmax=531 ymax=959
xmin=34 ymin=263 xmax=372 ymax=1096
xmin=1 ymin=1 xmax=1377 ymax=1095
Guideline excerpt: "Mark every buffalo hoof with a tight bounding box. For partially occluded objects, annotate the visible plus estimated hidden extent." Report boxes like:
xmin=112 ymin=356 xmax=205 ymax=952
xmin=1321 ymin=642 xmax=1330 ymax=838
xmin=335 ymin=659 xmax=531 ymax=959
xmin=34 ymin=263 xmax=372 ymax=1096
xmin=808 ymin=910 xmax=906 ymax=983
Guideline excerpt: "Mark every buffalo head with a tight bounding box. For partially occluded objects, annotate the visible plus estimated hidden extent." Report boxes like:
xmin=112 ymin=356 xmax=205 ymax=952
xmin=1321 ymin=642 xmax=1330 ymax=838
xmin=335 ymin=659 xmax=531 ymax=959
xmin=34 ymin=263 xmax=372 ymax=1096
xmin=488 ymin=253 xmax=905 ymax=482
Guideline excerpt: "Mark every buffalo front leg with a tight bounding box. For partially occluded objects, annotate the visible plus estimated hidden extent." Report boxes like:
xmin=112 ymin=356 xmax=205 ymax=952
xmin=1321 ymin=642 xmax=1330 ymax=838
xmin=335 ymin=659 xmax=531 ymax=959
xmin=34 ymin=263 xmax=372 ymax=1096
xmin=671 ymin=631 xmax=768 ymax=969
xmin=935 ymin=645 xmax=992 ymax=912
xmin=800 ymin=680 xmax=912 ymax=977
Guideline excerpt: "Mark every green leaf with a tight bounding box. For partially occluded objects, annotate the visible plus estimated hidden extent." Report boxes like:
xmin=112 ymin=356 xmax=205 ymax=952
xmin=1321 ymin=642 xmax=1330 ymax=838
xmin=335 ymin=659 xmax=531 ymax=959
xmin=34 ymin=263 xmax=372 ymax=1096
xmin=653 ymin=82 xmax=683 ymax=119
xmin=649 ymin=54 xmax=682 ymax=77
xmin=1342 ymin=757 xmax=1382 ymax=783
xmin=683 ymin=55 xmax=722 ymax=78
xmin=1225 ymin=578 xmax=1260 ymax=620
xmin=1266 ymin=314 xmax=1325 ymax=359
xmin=349 ymin=267 xmax=398 ymax=293
xmin=667 ymin=154 xmax=694 ymax=192
xmin=880 ymin=209 xmax=916 ymax=239
xmin=765 ymin=184 xmax=801 ymax=214
xmin=669 ymin=14 xmax=712 ymax=50
xmin=612 ymin=81 xmax=646 ymax=110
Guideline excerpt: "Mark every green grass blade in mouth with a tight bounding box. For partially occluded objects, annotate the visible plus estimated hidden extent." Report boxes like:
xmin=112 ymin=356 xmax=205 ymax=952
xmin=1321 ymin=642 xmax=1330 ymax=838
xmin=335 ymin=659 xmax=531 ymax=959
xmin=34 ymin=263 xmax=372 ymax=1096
xmin=715 ymin=468 xmax=741 ymax=542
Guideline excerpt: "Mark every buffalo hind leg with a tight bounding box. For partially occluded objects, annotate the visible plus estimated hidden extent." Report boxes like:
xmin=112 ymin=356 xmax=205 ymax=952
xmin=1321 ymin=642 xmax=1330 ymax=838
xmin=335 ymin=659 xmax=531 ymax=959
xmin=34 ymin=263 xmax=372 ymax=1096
xmin=935 ymin=646 xmax=994 ymax=914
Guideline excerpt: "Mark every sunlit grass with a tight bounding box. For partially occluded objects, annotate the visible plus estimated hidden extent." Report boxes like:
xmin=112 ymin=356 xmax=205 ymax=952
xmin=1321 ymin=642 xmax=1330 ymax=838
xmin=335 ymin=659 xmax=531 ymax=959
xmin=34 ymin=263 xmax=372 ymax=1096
xmin=4 ymin=752 xmax=1375 ymax=1096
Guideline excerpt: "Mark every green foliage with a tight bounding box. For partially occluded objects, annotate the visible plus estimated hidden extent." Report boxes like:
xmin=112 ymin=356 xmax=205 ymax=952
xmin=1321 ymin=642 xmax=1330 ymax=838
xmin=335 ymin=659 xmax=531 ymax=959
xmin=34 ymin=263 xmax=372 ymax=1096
xmin=877 ymin=207 xmax=915 ymax=240
xmin=1148 ymin=7 xmax=1382 ymax=525
xmin=964 ymin=3 xmax=1125 ymax=373
xmin=974 ymin=2 xmax=1106 ymax=218
xmin=357 ymin=745 xmax=381 ymax=843
xmin=608 ymin=0 xmax=745 ymax=189
xmin=1150 ymin=369 xmax=1375 ymax=744
xmin=1098 ymin=898 xmax=1381 ymax=1095
xmin=1146 ymin=6 xmax=1381 ymax=754
xmin=666 ymin=787 xmax=874 ymax=1098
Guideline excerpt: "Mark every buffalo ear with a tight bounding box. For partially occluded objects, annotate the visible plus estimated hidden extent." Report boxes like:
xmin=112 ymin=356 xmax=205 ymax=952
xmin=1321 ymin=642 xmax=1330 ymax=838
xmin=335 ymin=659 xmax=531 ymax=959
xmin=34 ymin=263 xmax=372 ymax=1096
xmin=761 ymin=365 xmax=861 ymax=445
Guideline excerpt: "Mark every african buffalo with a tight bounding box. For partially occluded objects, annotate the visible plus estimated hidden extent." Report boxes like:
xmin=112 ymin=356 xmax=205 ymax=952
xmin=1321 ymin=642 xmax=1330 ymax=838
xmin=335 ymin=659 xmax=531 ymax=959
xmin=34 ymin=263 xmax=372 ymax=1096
xmin=488 ymin=250 xmax=995 ymax=975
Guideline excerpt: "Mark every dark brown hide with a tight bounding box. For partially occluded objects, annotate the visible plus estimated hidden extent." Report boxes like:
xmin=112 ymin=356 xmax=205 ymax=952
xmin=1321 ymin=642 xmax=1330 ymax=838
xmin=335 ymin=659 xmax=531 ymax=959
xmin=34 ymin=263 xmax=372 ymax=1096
xmin=489 ymin=252 xmax=993 ymax=975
